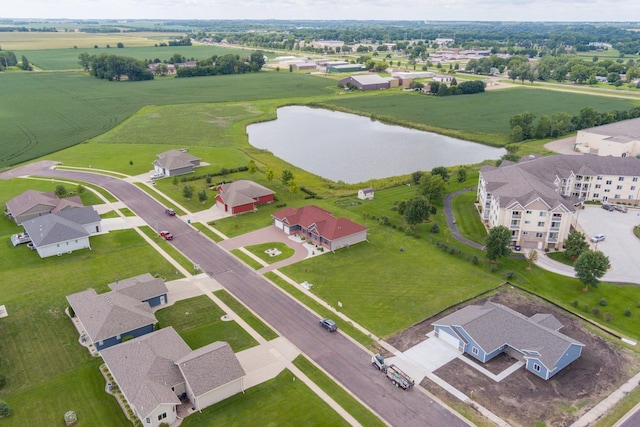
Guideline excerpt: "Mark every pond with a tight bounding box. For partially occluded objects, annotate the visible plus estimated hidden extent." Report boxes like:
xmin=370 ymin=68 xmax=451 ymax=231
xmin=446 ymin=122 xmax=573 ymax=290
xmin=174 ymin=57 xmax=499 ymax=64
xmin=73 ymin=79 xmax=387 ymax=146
xmin=247 ymin=106 xmax=506 ymax=184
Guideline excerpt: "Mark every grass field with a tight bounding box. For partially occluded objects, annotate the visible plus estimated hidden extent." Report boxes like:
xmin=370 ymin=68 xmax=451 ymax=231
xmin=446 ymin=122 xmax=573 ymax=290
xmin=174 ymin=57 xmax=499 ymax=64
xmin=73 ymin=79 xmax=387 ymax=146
xmin=214 ymin=290 xmax=279 ymax=341
xmin=139 ymin=225 xmax=194 ymax=273
xmin=322 ymin=87 xmax=640 ymax=145
xmin=155 ymin=296 xmax=258 ymax=352
xmin=0 ymin=71 xmax=335 ymax=168
xmin=245 ymin=242 xmax=295 ymax=264
xmin=231 ymin=248 xmax=264 ymax=269
xmin=180 ymin=369 xmax=350 ymax=427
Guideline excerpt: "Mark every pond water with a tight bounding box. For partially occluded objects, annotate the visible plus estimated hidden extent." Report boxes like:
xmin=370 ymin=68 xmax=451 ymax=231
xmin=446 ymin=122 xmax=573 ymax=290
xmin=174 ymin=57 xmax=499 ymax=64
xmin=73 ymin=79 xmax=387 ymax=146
xmin=247 ymin=106 xmax=506 ymax=184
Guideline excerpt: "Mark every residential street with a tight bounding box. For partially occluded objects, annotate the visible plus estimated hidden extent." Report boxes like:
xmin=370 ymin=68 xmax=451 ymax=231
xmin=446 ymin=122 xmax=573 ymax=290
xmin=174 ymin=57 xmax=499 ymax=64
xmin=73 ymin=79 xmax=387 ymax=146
xmin=37 ymin=166 xmax=469 ymax=427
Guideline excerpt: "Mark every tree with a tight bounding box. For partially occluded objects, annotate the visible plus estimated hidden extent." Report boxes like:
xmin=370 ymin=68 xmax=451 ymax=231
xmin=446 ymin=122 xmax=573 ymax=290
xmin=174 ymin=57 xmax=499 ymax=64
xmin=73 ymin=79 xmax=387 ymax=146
xmin=281 ymin=169 xmax=294 ymax=185
xmin=0 ymin=400 xmax=10 ymax=418
xmin=288 ymin=180 xmax=298 ymax=196
xmin=456 ymin=166 xmax=467 ymax=183
xmin=411 ymin=171 xmax=424 ymax=185
xmin=78 ymin=52 xmax=91 ymax=71
xmin=430 ymin=166 xmax=450 ymax=182
xmin=19 ymin=55 xmax=32 ymax=71
xmin=419 ymin=173 xmax=447 ymax=204
xmin=116 ymin=42 xmax=124 ymax=48
xmin=247 ymin=160 xmax=257 ymax=174
xmin=182 ymin=185 xmax=194 ymax=200
xmin=564 ymin=230 xmax=589 ymax=260
xmin=265 ymin=168 xmax=274 ymax=181
xmin=403 ymin=197 xmax=431 ymax=225
xmin=198 ymin=189 xmax=208 ymax=203
xmin=574 ymin=250 xmax=610 ymax=290
xmin=526 ymin=249 xmax=538 ymax=270
xmin=155 ymin=63 xmax=169 ymax=76
xmin=485 ymin=226 xmax=511 ymax=262
xmin=55 ymin=185 xmax=67 ymax=197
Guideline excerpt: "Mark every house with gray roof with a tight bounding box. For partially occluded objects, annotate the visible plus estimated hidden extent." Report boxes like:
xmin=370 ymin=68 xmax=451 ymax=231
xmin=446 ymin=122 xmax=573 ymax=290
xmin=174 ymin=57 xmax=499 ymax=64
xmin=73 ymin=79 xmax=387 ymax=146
xmin=432 ymin=302 xmax=584 ymax=380
xmin=215 ymin=180 xmax=275 ymax=214
xmin=5 ymin=189 xmax=83 ymax=225
xmin=100 ymin=327 xmax=245 ymax=427
xmin=153 ymin=149 xmax=201 ymax=177
xmin=108 ymin=273 xmax=168 ymax=308
xmin=21 ymin=206 xmax=101 ymax=258
xmin=575 ymin=117 xmax=640 ymax=157
xmin=478 ymin=154 xmax=640 ymax=250
xmin=339 ymin=74 xmax=392 ymax=90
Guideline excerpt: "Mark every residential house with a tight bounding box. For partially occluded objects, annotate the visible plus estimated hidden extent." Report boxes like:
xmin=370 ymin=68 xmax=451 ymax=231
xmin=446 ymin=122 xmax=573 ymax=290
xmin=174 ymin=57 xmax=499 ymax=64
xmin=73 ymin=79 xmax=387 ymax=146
xmin=100 ymin=327 xmax=245 ymax=427
xmin=5 ymin=190 xmax=83 ymax=225
xmin=215 ymin=180 xmax=275 ymax=214
xmin=574 ymin=117 xmax=640 ymax=157
xmin=433 ymin=302 xmax=584 ymax=380
xmin=477 ymin=154 xmax=640 ymax=250
xmin=339 ymin=75 xmax=391 ymax=91
xmin=66 ymin=274 xmax=168 ymax=351
xmin=357 ymin=187 xmax=375 ymax=200
xmin=21 ymin=206 xmax=101 ymax=258
xmin=153 ymin=149 xmax=201 ymax=177
xmin=272 ymin=205 xmax=368 ymax=250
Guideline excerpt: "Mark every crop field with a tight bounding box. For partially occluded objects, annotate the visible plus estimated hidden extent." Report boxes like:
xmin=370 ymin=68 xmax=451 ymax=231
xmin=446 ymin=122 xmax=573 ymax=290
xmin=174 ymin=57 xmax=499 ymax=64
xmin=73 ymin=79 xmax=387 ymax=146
xmin=0 ymin=71 xmax=336 ymax=168
xmin=0 ymin=30 xmax=177 ymax=50
xmin=323 ymin=88 xmax=640 ymax=145
xmin=23 ymin=45 xmax=256 ymax=70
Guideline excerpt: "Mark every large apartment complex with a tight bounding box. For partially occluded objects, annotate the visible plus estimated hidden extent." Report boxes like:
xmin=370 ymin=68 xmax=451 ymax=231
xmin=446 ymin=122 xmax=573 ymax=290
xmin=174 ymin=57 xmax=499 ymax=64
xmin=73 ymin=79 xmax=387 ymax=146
xmin=478 ymin=155 xmax=640 ymax=250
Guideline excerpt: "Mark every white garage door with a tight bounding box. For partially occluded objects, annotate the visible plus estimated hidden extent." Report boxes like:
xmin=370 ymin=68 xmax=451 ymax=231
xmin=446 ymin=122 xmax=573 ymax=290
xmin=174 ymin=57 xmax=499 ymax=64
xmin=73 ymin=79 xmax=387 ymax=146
xmin=274 ymin=219 xmax=284 ymax=230
xmin=438 ymin=329 xmax=462 ymax=350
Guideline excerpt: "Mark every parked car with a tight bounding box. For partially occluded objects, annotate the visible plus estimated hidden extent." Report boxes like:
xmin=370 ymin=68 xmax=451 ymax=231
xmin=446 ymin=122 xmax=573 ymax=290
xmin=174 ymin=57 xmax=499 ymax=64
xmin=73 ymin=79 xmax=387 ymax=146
xmin=590 ymin=234 xmax=605 ymax=243
xmin=150 ymin=172 xmax=164 ymax=180
xmin=159 ymin=230 xmax=174 ymax=240
xmin=319 ymin=318 xmax=337 ymax=332
xmin=601 ymin=204 xmax=615 ymax=211
xmin=165 ymin=208 xmax=176 ymax=216
xmin=614 ymin=205 xmax=628 ymax=213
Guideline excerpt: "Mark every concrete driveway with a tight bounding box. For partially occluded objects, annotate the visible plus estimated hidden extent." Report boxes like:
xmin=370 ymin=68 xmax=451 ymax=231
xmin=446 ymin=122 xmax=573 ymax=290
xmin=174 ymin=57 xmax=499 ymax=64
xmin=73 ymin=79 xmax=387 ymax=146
xmin=576 ymin=205 xmax=640 ymax=284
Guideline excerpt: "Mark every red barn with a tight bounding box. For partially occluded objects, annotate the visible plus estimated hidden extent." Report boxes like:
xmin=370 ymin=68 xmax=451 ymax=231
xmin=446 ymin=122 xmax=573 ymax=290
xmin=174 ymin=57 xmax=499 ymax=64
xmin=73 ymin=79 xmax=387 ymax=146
xmin=215 ymin=180 xmax=275 ymax=214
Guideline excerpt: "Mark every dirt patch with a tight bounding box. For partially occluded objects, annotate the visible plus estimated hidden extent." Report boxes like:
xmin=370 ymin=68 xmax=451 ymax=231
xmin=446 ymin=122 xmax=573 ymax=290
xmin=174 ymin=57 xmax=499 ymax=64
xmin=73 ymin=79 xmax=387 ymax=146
xmin=389 ymin=286 xmax=640 ymax=426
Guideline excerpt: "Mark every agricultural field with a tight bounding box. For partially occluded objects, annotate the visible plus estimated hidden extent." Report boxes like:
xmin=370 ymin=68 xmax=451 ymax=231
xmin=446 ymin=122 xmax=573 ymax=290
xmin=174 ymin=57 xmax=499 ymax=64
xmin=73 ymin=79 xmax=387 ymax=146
xmin=0 ymin=30 xmax=169 ymax=50
xmin=322 ymin=87 xmax=640 ymax=145
xmin=0 ymin=71 xmax=336 ymax=168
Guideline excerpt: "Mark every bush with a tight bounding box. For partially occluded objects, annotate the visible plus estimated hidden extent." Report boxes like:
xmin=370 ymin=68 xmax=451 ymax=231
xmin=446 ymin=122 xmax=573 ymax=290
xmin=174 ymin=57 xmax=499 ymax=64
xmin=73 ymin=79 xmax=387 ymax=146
xmin=471 ymin=256 xmax=479 ymax=265
xmin=599 ymin=299 xmax=607 ymax=307
xmin=430 ymin=223 xmax=440 ymax=233
xmin=505 ymin=271 xmax=515 ymax=280
xmin=490 ymin=264 xmax=499 ymax=272
xmin=624 ymin=308 xmax=632 ymax=317
xmin=0 ymin=400 xmax=10 ymax=418
xmin=604 ymin=312 xmax=614 ymax=322
xmin=592 ymin=307 xmax=601 ymax=317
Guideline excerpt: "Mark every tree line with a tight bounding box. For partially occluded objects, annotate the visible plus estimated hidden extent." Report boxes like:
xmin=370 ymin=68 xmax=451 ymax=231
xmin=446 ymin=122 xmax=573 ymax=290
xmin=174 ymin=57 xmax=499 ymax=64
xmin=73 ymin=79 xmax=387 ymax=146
xmin=428 ymin=80 xmax=485 ymax=96
xmin=176 ymin=52 xmax=265 ymax=77
xmin=78 ymin=53 xmax=154 ymax=81
xmin=508 ymin=105 xmax=640 ymax=142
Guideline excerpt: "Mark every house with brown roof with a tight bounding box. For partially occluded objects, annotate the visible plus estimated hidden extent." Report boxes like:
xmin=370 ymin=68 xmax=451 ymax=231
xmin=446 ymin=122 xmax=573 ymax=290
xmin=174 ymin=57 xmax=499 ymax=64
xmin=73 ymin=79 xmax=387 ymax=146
xmin=433 ymin=302 xmax=584 ymax=380
xmin=21 ymin=206 xmax=101 ymax=258
xmin=272 ymin=205 xmax=368 ymax=250
xmin=5 ymin=189 xmax=83 ymax=225
xmin=215 ymin=180 xmax=275 ymax=214
xmin=100 ymin=327 xmax=245 ymax=427
xmin=153 ymin=149 xmax=201 ymax=177
xmin=66 ymin=274 xmax=168 ymax=351
xmin=357 ymin=187 xmax=375 ymax=200
xmin=478 ymin=154 xmax=640 ymax=250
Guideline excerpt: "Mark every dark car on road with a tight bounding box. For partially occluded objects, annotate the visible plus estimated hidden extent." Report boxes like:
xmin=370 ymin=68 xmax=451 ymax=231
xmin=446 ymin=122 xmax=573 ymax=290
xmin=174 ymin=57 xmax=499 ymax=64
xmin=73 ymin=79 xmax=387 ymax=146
xmin=601 ymin=204 xmax=615 ymax=211
xmin=165 ymin=208 xmax=176 ymax=216
xmin=319 ymin=318 xmax=337 ymax=332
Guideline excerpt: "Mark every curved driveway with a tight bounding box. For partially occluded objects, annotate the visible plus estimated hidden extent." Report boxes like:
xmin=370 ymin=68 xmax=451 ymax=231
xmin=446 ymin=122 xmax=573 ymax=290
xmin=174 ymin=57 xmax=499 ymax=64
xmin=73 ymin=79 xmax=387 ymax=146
xmin=38 ymin=167 xmax=468 ymax=427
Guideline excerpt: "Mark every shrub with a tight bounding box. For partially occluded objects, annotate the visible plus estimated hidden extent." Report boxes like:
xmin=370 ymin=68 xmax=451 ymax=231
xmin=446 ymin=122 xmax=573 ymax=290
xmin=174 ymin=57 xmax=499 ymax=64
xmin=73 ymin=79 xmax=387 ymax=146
xmin=572 ymin=300 xmax=579 ymax=308
xmin=505 ymin=271 xmax=515 ymax=280
xmin=379 ymin=216 xmax=390 ymax=225
xmin=490 ymin=264 xmax=499 ymax=272
xmin=604 ymin=312 xmax=614 ymax=322
xmin=624 ymin=308 xmax=632 ymax=317
xmin=471 ymin=256 xmax=479 ymax=265
xmin=0 ymin=374 xmax=6 ymax=389
xmin=583 ymin=304 xmax=589 ymax=313
xmin=592 ymin=307 xmax=601 ymax=317
xmin=430 ymin=223 xmax=440 ymax=233
xmin=599 ymin=299 xmax=607 ymax=307
xmin=0 ymin=400 xmax=10 ymax=418
xmin=120 ymin=335 xmax=134 ymax=342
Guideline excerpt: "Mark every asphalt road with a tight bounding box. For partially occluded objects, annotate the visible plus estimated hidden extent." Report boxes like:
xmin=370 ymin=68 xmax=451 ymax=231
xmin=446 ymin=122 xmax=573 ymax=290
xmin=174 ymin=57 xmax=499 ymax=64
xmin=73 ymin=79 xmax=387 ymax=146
xmin=43 ymin=168 xmax=468 ymax=427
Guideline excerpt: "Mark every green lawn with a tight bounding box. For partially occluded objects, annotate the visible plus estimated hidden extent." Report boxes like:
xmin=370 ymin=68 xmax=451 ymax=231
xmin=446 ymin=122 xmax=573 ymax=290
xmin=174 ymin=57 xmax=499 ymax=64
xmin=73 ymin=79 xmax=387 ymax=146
xmin=230 ymin=249 xmax=264 ymax=270
xmin=100 ymin=210 xmax=120 ymax=219
xmin=292 ymin=355 xmax=386 ymax=427
xmin=547 ymin=251 xmax=575 ymax=266
xmin=214 ymin=290 xmax=279 ymax=341
xmin=133 ymin=183 xmax=185 ymax=215
xmin=118 ymin=207 xmax=136 ymax=217
xmin=245 ymin=242 xmax=295 ymax=264
xmin=181 ymin=369 xmax=350 ymax=427
xmin=155 ymin=296 xmax=257 ymax=352
xmin=139 ymin=225 xmax=195 ymax=273
xmin=451 ymin=190 xmax=487 ymax=245
xmin=192 ymin=222 xmax=224 ymax=242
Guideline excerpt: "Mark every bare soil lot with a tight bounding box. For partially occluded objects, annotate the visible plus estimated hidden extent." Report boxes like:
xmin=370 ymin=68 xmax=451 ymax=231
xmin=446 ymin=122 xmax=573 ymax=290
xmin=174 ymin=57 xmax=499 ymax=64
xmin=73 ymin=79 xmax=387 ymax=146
xmin=388 ymin=286 xmax=640 ymax=427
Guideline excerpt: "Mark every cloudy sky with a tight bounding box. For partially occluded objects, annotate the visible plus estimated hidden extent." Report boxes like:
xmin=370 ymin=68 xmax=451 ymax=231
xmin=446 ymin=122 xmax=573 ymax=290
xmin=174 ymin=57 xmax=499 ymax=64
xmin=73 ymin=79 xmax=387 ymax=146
xmin=3 ymin=0 xmax=640 ymax=22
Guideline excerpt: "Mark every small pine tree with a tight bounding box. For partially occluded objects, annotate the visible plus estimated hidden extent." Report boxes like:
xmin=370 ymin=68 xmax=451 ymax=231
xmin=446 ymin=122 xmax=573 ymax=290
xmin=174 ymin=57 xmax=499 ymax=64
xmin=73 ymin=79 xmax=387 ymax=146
xmin=0 ymin=400 xmax=10 ymax=418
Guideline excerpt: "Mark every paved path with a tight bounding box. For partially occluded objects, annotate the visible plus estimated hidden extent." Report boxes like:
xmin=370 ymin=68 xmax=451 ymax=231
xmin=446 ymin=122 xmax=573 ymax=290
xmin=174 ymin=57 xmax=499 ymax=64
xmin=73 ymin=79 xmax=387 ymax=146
xmin=32 ymin=166 xmax=470 ymax=427
xmin=444 ymin=188 xmax=484 ymax=251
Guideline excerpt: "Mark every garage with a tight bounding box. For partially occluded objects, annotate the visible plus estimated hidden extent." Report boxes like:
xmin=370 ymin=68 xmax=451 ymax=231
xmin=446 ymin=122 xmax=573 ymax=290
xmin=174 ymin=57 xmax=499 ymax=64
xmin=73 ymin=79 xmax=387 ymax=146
xmin=437 ymin=329 xmax=462 ymax=350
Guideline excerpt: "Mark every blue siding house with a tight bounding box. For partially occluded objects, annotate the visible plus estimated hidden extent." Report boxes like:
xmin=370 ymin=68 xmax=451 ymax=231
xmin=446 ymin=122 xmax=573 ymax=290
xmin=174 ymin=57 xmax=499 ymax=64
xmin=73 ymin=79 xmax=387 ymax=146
xmin=66 ymin=274 xmax=169 ymax=352
xmin=432 ymin=302 xmax=584 ymax=380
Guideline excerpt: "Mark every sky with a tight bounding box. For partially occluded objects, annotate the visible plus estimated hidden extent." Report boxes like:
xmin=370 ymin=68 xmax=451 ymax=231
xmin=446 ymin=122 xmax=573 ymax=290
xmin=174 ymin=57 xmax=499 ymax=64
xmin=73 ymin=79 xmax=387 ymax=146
xmin=2 ymin=0 xmax=640 ymax=22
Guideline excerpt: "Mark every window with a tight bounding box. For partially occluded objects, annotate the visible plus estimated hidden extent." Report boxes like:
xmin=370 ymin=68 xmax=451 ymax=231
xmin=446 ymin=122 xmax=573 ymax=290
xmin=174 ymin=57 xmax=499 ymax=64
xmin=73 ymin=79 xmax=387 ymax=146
xmin=539 ymin=211 xmax=547 ymax=217
xmin=632 ymin=186 xmax=637 ymax=191
xmin=616 ymin=185 xmax=623 ymax=190
xmin=614 ymin=195 xmax=621 ymax=199
xmin=593 ymin=193 xmax=599 ymax=198
xmin=537 ymin=221 xmax=545 ymax=227
xmin=146 ymin=418 xmax=151 ymax=424
xmin=535 ymin=232 xmax=543 ymax=238
xmin=526 ymin=210 xmax=532 ymax=214
xmin=633 ymin=177 xmax=638 ymax=182
xmin=619 ymin=177 xmax=624 ymax=181
xmin=522 ymin=231 xmax=529 ymax=235
xmin=597 ymin=175 xmax=603 ymax=180
xmin=524 ymin=220 xmax=530 ymax=224
xmin=472 ymin=347 xmax=479 ymax=355
xmin=158 ymin=413 xmax=167 ymax=421
xmin=606 ymin=180 xmax=612 ymax=185
xmin=595 ymin=184 xmax=601 ymax=189
xmin=533 ymin=363 xmax=541 ymax=372
xmin=604 ymin=189 xmax=610 ymax=193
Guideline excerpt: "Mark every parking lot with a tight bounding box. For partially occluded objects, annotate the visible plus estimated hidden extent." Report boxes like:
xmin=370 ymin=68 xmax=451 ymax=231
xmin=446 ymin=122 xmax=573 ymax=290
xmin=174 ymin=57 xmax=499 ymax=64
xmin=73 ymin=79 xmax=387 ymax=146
xmin=577 ymin=205 xmax=640 ymax=284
